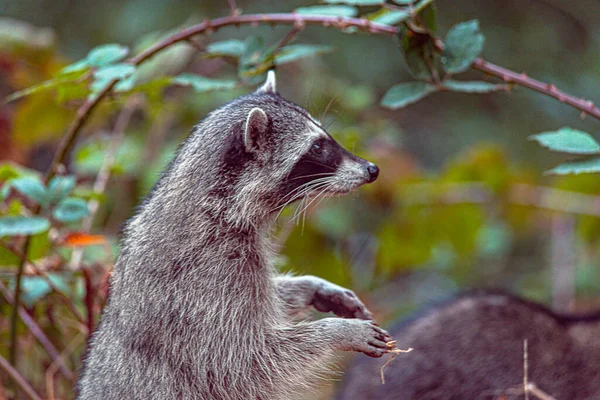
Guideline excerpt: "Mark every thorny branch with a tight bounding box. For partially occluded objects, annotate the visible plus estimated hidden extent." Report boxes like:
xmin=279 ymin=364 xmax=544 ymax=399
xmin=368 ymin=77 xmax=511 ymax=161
xmin=472 ymin=58 xmax=600 ymax=120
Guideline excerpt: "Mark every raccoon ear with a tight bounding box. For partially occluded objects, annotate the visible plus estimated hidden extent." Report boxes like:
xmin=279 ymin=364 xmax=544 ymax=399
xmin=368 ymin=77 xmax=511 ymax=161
xmin=256 ymin=70 xmax=277 ymax=94
xmin=244 ymin=107 xmax=269 ymax=153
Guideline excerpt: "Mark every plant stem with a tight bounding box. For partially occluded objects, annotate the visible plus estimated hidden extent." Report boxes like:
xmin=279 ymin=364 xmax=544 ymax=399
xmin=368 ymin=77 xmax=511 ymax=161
xmin=0 ymin=354 xmax=43 ymax=400
xmin=8 ymin=236 xmax=30 ymax=367
xmin=472 ymin=58 xmax=600 ymax=119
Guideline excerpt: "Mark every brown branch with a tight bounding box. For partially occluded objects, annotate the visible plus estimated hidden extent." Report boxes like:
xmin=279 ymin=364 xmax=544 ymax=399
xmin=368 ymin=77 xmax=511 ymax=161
xmin=8 ymin=235 xmax=30 ymax=367
xmin=0 ymin=354 xmax=43 ymax=400
xmin=472 ymin=58 xmax=600 ymax=119
xmin=45 ymin=81 xmax=119 ymax=183
xmin=0 ymin=281 xmax=74 ymax=381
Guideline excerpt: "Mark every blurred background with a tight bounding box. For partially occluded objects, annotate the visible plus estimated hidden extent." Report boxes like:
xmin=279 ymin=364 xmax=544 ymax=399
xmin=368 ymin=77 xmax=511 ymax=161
xmin=1 ymin=0 xmax=600 ymax=398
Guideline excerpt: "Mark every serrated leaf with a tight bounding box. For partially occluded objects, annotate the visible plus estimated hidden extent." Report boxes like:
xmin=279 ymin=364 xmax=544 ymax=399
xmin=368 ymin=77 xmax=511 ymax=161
xmin=87 ymin=44 xmax=129 ymax=67
xmin=0 ymin=216 xmax=50 ymax=237
xmin=275 ymin=44 xmax=334 ymax=65
xmin=444 ymin=80 xmax=504 ymax=93
xmin=172 ymin=74 xmax=237 ymax=92
xmin=206 ymin=39 xmax=246 ymax=58
xmin=546 ymin=158 xmax=600 ymax=175
xmin=10 ymin=176 xmax=47 ymax=206
xmin=529 ymin=128 xmax=600 ymax=155
xmin=47 ymin=175 xmax=76 ymax=204
xmin=324 ymin=0 xmax=383 ymax=5
xmin=442 ymin=20 xmax=484 ymax=74
xmin=366 ymin=9 xmax=410 ymax=25
xmin=381 ymin=82 xmax=437 ymax=109
xmin=295 ymin=5 xmax=358 ymax=17
xmin=53 ymin=197 xmax=89 ymax=223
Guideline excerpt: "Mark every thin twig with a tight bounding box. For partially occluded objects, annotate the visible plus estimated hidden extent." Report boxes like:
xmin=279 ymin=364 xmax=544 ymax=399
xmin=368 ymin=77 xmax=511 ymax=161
xmin=526 ymin=383 xmax=558 ymax=400
xmin=380 ymin=341 xmax=413 ymax=384
xmin=275 ymin=23 xmax=304 ymax=51
xmin=472 ymin=58 xmax=600 ymax=120
xmin=45 ymin=333 xmax=85 ymax=400
xmin=0 ymin=281 xmax=74 ymax=381
xmin=8 ymin=235 xmax=30 ymax=366
xmin=0 ymin=242 xmax=86 ymax=325
xmin=0 ymin=354 xmax=43 ymax=400
xmin=69 ymin=95 xmax=140 ymax=269
xmin=524 ymin=339 xmax=529 ymax=400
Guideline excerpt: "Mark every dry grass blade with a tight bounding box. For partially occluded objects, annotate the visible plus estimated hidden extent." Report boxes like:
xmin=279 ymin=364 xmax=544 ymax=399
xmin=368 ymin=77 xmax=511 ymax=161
xmin=380 ymin=341 xmax=413 ymax=384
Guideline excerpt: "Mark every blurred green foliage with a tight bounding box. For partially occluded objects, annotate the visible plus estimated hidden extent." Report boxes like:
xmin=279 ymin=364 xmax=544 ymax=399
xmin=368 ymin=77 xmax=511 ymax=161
xmin=1 ymin=0 xmax=600 ymax=399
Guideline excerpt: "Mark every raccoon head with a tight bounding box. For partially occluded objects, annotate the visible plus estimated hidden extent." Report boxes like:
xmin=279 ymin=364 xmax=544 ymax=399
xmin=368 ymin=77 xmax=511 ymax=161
xmin=168 ymin=71 xmax=378 ymax=231
xmin=216 ymin=71 xmax=378 ymax=227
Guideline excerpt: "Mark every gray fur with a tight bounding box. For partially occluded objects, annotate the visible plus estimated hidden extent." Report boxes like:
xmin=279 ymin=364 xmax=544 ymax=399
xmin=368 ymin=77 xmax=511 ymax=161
xmin=77 ymin=72 xmax=388 ymax=400
xmin=338 ymin=290 xmax=600 ymax=400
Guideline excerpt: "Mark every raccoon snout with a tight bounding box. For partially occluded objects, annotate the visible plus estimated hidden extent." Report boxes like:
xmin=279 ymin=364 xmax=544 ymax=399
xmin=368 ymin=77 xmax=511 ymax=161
xmin=366 ymin=162 xmax=379 ymax=183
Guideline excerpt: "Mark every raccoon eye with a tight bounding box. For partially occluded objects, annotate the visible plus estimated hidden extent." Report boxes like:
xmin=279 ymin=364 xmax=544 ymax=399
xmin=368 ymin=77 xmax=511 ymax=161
xmin=311 ymin=142 xmax=323 ymax=156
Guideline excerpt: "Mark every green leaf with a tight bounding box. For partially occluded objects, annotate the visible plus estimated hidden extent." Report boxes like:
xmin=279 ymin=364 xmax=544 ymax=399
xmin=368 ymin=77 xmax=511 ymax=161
xmin=53 ymin=197 xmax=89 ymax=223
xmin=324 ymin=0 xmax=383 ymax=5
xmin=237 ymin=36 xmax=270 ymax=82
xmin=172 ymin=74 xmax=237 ymax=92
xmin=546 ymin=158 xmax=600 ymax=175
xmin=10 ymin=176 xmax=47 ymax=205
xmin=47 ymin=175 xmax=76 ymax=204
xmin=443 ymin=80 xmax=504 ymax=93
xmin=91 ymin=63 xmax=136 ymax=93
xmin=294 ymin=5 xmax=358 ymax=17
xmin=275 ymin=44 xmax=334 ymax=65
xmin=442 ymin=20 xmax=485 ymax=74
xmin=367 ymin=9 xmax=410 ymax=25
xmin=87 ymin=43 xmax=129 ymax=67
xmin=6 ymin=70 xmax=88 ymax=103
xmin=19 ymin=274 xmax=69 ymax=307
xmin=529 ymin=128 xmax=600 ymax=155
xmin=393 ymin=0 xmax=415 ymax=3
xmin=114 ymin=75 xmax=137 ymax=92
xmin=0 ymin=216 xmax=50 ymax=237
xmin=61 ymin=59 xmax=89 ymax=73
xmin=399 ymin=25 xmax=436 ymax=79
xmin=381 ymin=82 xmax=437 ymax=109
xmin=206 ymin=39 xmax=247 ymax=58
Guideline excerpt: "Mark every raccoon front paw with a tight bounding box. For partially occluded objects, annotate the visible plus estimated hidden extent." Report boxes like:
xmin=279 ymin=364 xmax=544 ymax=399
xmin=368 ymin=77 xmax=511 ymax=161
xmin=330 ymin=319 xmax=393 ymax=358
xmin=312 ymin=282 xmax=373 ymax=320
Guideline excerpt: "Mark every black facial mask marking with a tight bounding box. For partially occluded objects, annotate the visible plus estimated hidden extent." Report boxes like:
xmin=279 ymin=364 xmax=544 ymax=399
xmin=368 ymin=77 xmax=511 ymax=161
xmin=277 ymin=137 xmax=346 ymax=203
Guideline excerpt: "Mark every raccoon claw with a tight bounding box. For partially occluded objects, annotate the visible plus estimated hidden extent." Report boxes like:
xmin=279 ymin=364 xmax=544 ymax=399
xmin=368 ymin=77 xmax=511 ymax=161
xmin=312 ymin=284 xmax=373 ymax=320
xmin=333 ymin=319 xmax=393 ymax=358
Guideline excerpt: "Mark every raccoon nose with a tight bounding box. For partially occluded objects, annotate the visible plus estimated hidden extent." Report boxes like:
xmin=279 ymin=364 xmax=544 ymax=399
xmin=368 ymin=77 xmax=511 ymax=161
xmin=366 ymin=163 xmax=379 ymax=182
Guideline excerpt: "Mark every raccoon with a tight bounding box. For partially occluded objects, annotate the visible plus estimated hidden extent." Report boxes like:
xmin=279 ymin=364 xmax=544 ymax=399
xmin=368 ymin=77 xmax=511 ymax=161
xmin=337 ymin=290 xmax=600 ymax=400
xmin=77 ymin=71 xmax=391 ymax=400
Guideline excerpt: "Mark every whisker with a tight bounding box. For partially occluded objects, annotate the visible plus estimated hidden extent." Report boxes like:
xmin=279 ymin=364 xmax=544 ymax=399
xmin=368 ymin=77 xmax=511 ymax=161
xmin=303 ymin=160 xmax=337 ymax=172
xmin=297 ymin=181 xmax=334 ymax=232
xmin=288 ymin=172 xmax=335 ymax=181
xmin=273 ymin=178 xmax=334 ymax=220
